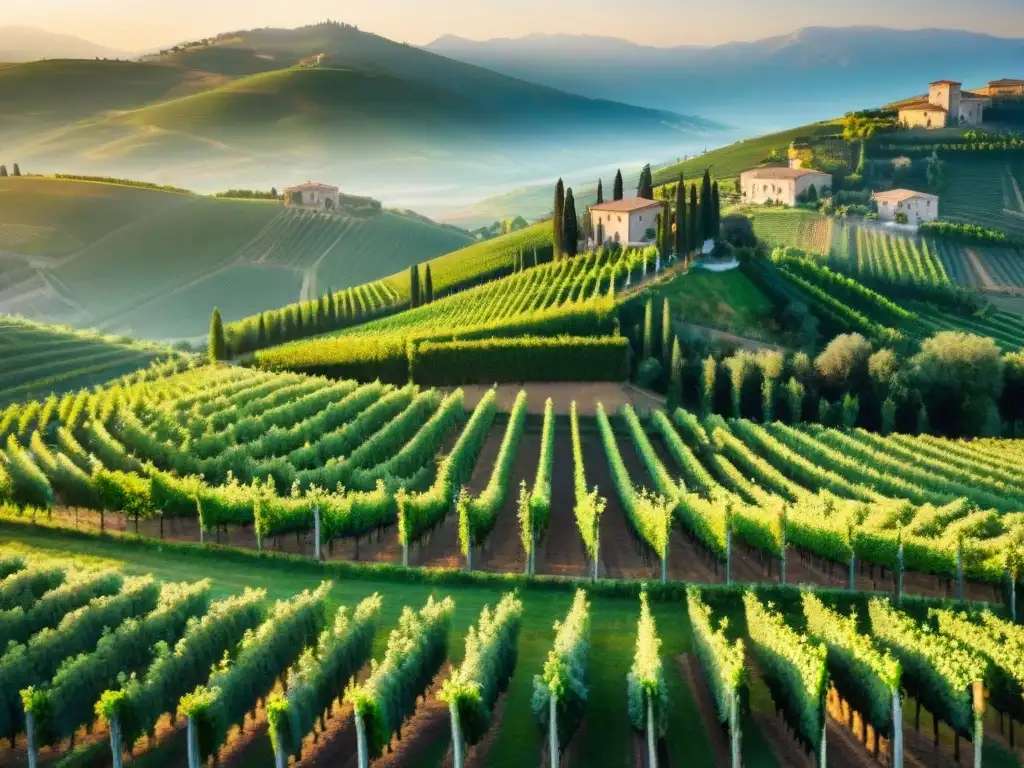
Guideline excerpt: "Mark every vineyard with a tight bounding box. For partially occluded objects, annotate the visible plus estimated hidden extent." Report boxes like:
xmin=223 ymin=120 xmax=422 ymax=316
xmin=2 ymin=539 xmax=1024 ymax=768
xmin=0 ymin=315 xmax=180 ymax=406
xmin=251 ymin=245 xmax=660 ymax=384
xmin=942 ymin=161 xmax=1024 ymax=238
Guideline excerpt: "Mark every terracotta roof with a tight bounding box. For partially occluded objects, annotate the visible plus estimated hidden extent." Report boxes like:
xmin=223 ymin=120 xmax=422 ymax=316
xmin=871 ymin=189 xmax=936 ymax=204
xmin=930 ymin=80 xmax=962 ymax=86
xmin=282 ymin=181 xmax=338 ymax=192
xmin=590 ymin=197 xmax=664 ymax=213
xmin=898 ymin=101 xmax=947 ymax=113
xmin=988 ymin=79 xmax=1024 ymax=87
xmin=961 ymin=91 xmax=990 ymax=100
xmin=740 ymin=167 xmax=831 ymax=180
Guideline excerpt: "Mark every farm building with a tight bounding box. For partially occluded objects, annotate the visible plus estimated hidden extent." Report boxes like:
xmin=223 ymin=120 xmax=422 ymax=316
xmin=282 ymin=181 xmax=340 ymax=210
xmin=898 ymin=80 xmax=990 ymax=129
xmin=590 ymin=197 xmax=665 ymax=246
xmin=871 ymin=189 xmax=939 ymax=226
xmin=983 ymin=79 xmax=1024 ymax=97
xmin=739 ymin=167 xmax=832 ymax=206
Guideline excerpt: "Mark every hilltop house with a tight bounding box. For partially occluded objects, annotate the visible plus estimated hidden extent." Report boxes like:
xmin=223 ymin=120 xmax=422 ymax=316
xmin=871 ymin=189 xmax=939 ymax=227
xmin=283 ymin=181 xmax=340 ymax=211
xmin=898 ymin=80 xmax=990 ymax=129
xmin=982 ymin=79 xmax=1024 ymax=97
xmin=590 ymin=197 xmax=665 ymax=246
xmin=740 ymin=167 xmax=832 ymax=207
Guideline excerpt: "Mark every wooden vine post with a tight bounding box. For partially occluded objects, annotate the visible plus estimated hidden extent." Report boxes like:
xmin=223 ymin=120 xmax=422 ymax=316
xmin=549 ymin=689 xmax=559 ymax=768
xmin=646 ymin=692 xmax=658 ymax=768
xmin=779 ymin=505 xmax=788 ymax=586
xmin=24 ymin=710 xmax=37 ymax=768
xmin=729 ymin=689 xmax=741 ymax=768
xmin=449 ymin=700 xmax=465 ymax=768
xmin=397 ymin=489 xmax=410 ymax=567
xmin=313 ymin=505 xmax=321 ymax=561
xmin=186 ymin=715 xmax=201 ymax=768
xmin=354 ymin=709 xmax=369 ymax=768
xmin=848 ymin=522 xmax=857 ymax=592
xmin=973 ymin=681 xmax=985 ymax=768
xmin=895 ymin=542 xmax=904 ymax=607
xmin=108 ymin=713 xmax=124 ymax=768
xmin=273 ymin=720 xmax=286 ymax=768
xmin=891 ymin=688 xmax=903 ymax=768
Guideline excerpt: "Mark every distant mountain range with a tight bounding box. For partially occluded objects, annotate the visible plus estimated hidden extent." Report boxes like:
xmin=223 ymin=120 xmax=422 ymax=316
xmin=427 ymin=27 xmax=1024 ymax=129
xmin=0 ymin=26 xmax=130 ymax=61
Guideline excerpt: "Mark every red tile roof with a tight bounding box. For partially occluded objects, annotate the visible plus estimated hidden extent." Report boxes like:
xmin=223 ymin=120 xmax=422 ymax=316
xmin=590 ymin=197 xmax=664 ymax=213
xmin=988 ymin=79 xmax=1024 ymax=87
xmin=740 ymin=167 xmax=832 ymax=180
xmin=898 ymin=101 xmax=947 ymax=113
xmin=930 ymin=80 xmax=962 ymax=86
xmin=871 ymin=189 xmax=936 ymax=204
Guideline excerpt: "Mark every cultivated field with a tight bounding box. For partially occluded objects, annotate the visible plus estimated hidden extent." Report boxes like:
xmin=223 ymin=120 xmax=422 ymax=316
xmin=3 ymin=364 xmax=1024 ymax=767
xmin=941 ymin=160 xmax=1024 ymax=238
xmin=0 ymin=178 xmax=470 ymax=340
xmin=0 ymin=316 xmax=178 ymax=405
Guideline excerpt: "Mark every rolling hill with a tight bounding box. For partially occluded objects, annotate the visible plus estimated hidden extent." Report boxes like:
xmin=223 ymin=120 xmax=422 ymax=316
xmin=427 ymin=26 xmax=1024 ymax=129
xmin=0 ymin=26 xmax=129 ymax=62
xmin=0 ymin=176 xmax=472 ymax=341
xmin=3 ymin=22 xmax=716 ymax=216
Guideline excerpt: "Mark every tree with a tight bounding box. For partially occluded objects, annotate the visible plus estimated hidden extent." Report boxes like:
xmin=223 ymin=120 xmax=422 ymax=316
xmin=642 ymin=298 xmax=654 ymax=361
xmin=700 ymin=170 xmax=713 ymax=247
xmin=327 ymin=287 xmax=337 ymax=325
xmin=815 ymin=333 xmax=873 ymax=392
xmin=637 ymin=165 xmax=653 ymax=199
xmin=700 ymin=356 xmax=717 ymax=416
xmin=257 ymin=314 xmax=268 ymax=347
xmin=295 ymin=304 xmax=305 ymax=335
xmin=208 ymin=308 xmax=226 ymax=362
xmin=880 ymin=398 xmax=897 ymax=435
xmin=689 ymin=185 xmax=700 ymax=250
xmin=674 ymin=177 xmax=686 ymax=256
xmin=841 ymin=393 xmax=860 ymax=428
xmin=562 ymin=188 xmax=579 ymax=257
xmin=596 ymin=178 xmax=604 ymax=205
xmin=0 ymin=166 xmax=6 ymax=177
xmin=410 ymin=264 xmax=421 ymax=308
xmin=596 ymin=220 xmax=605 ymax=247
xmin=668 ymin=338 xmax=684 ymax=408
xmin=613 ymin=170 xmax=624 ymax=201
xmin=12 ymin=164 xmax=20 ymax=177
xmin=553 ymin=178 xmax=565 ymax=259
xmin=424 ymin=264 xmax=434 ymax=303
xmin=806 ymin=184 xmax=818 ymax=203
xmin=710 ymin=181 xmax=721 ymax=241
xmin=658 ymin=206 xmax=671 ymax=258
xmin=785 ymin=377 xmax=805 ymax=424
xmin=661 ymin=298 xmax=672 ymax=368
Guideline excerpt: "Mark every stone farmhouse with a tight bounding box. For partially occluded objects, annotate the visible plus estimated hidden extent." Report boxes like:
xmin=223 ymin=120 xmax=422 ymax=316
xmin=282 ymin=181 xmax=340 ymax=211
xmin=981 ymin=79 xmax=1024 ymax=97
xmin=590 ymin=197 xmax=665 ymax=246
xmin=898 ymin=80 xmax=990 ymax=130
xmin=871 ymin=189 xmax=939 ymax=227
xmin=740 ymin=167 xmax=832 ymax=207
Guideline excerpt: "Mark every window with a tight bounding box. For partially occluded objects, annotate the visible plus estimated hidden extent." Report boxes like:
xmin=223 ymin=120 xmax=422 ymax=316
xmin=639 ymin=216 xmax=643 ymax=222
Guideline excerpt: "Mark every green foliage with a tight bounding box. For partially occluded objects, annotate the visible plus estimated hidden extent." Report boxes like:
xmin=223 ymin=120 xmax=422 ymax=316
xmin=178 ymin=582 xmax=330 ymax=762
xmin=268 ymin=594 xmax=381 ymax=760
xmin=466 ymin=391 xmax=528 ymax=543
xmin=344 ymin=595 xmax=455 ymax=758
xmin=802 ymin=593 xmax=899 ymax=733
xmin=627 ymin=591 xmax=668 ymax=736
xmin=686 ymin=587 xmax=745 ymax=726
xmin=528 ymin=398 xmax=556 ymax=541
xmin=208 ymin=309 xmax=226 ymax=362
xmin=743 ymin=592 xmax=828 ymax=755
xmin=0 ymin=569 xmax=122 ymax=648
xmin=440 ymin=592 xmax=523 ymax=746
xmin=96 ymin=588 xmax=266 ymax=750
xmin=868 ymin=597 xmax=986 ymax=734
xmin=532 ymin=589 xmax=590 ymax=751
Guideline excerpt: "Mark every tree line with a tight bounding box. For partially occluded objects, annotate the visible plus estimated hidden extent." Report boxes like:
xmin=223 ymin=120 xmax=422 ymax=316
xmin=0 ymin=165 xmax=22 ymax=177
xmin=551 ymin=166 xmax=722 ymax=258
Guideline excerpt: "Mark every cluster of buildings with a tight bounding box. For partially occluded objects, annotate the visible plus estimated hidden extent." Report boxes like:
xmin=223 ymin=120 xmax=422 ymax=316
xmin=282 ymin=181 xmax=340 ymax=210
xmin=897 ymin=80 xmax=990 ymax=130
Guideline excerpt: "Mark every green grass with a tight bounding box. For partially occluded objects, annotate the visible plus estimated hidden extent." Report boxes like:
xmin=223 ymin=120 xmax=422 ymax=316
xmin=0 ymin=177 xmax=469 ymax=340
xmin=658 ymin=268 xmax=783 ymax=343
xmin=742 ymin=207 xmax=835 ymax=256
xmin=0 ymin=315 xmax=176 ymax=405
xmin=0 ymin=527 xmax=715 ymax=768
xmin=941 ymin=160 xmax=1024 ymax=238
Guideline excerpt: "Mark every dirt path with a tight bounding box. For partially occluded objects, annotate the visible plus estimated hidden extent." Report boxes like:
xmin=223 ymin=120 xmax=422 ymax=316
xmin=364 ymin=666 xmax=451 ymax=768
xmin=677 ymin=654 xmax=731 ymax=767
xmin=456 ymin=383 xmax=666 ymax=416
xmin=536 ymin=419 xmax=590 ymax=578
xmin=964 ymin=248 xmax=1000 ymax=291
xmin=478 ymin=429 xmax=539 ymax=574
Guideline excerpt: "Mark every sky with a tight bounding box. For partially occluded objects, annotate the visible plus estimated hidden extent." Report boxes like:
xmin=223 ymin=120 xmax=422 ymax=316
xmin=9 ymin=0 xmax=1024 ymax=51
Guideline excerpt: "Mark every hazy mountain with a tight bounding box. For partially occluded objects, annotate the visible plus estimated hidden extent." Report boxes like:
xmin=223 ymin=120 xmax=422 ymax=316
xmin=3 ymin=22 xmax=719 ymax=215
xmin=427 ymin=26 xmax=1024 ymax=129
xmin=0 ymin=26 xmax=129 ymax=62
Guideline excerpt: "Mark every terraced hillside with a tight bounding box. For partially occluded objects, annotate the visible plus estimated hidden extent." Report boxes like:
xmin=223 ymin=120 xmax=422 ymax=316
xmin=0 ymin=316 xmax=178 ymax=405
xmin=942 ymin=159 xmax=1024 ymax=238
xmin=0 ymin=177 xmax=471 ymax=340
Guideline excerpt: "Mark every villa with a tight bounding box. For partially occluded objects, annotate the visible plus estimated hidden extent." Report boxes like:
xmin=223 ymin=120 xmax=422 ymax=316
xmin=740 ymin=167 xmax=832 ymax=207
xmin=282 ymin=181 xmax=340 ymax=210
xmin=898 ymin=80 xmax=990 ymax=129
xmin=871 ymin=189 xmax=939 ymax=227
xmin=590 ymin=197 xmax=665 ymax=246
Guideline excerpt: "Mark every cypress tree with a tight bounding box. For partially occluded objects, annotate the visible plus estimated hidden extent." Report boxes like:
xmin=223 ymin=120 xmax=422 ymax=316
xmin=295 ymin=304 xmax=305 ymax=336
xmin=700 ymin=170 xmax=713 ymax=247
xmin=613 ymin=169 xmax=624 ymax=201
xmin=327 ymin=287 xmax=337 ymax=325
xmin=669 ymin=338 xmax=684 ymax=409
xmin=257 ymin=314 xmax=267 ymax=346
xmin=208 ymin=308 xmax=226 ymax=362
xmin=711 ymin=181 xmax=721 ymax=241
xmin=642 ymin=298 xmax=654 ymax=361
xmin=553 ymin=178 xmax=565 ymax=259
xmin=637 ymin=164 xmax=654 ymax=199
xmin=424 ymin=264 xmax=434 ymax=303
xmin=659 ymin=204 xmax=671 ymax=258
xmin=689 ymin=184 xmax=700 ymax=249
xmin=0 ymin=166 xmax=6 ymax=177
xmin=12 ymin=164 xmax=20 ymax=177
xmin=410 ymin=264 xmax=420 ymax=308
xmin=316 ymin=295 xmax=327 ymax=328
xmin=661 ymin=298 xmax=672 ymax=367
xmin=562 ymin=188 xmax=578 ymax=257
xmin=596 ymin=178 xmax=604 ymax=204
xmin=283 ymin=308 xmax=295 ymax=340
xmin=674 ymin=177 xmax=686 ymax=256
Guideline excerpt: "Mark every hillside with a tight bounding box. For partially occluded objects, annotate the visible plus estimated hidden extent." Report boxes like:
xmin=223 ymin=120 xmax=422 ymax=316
xmin=0 ymin=25 xmax=129 ymax=62
xmin=0 ymin=177 xmax=472 ymax=341
xmin=3 ymin=22 xmax=715 ymax=215
xmin=427 ymin=26 xmax=1024 ymax=128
